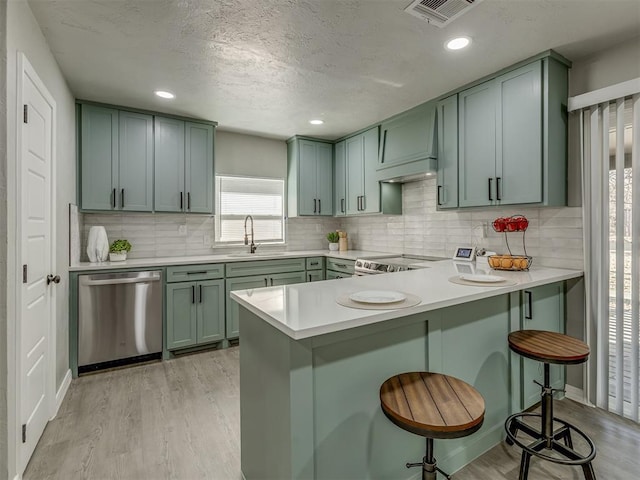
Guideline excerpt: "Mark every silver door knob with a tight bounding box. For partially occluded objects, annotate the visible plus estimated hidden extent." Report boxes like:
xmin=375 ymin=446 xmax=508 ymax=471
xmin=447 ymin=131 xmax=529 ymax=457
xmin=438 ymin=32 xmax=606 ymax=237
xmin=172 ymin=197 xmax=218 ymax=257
xmin=47 ymin=274 xmax=61 ymax=285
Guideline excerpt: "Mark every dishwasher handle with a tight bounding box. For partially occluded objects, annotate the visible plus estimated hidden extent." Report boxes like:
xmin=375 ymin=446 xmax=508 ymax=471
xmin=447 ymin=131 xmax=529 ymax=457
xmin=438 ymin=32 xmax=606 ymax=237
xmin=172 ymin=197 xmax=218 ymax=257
xmin=80 ymin=271 xmax=161 ymax=286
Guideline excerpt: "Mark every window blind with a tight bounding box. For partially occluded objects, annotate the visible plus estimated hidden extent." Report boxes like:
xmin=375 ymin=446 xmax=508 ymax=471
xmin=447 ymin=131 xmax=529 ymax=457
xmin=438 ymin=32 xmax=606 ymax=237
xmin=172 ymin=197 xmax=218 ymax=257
xmin=215 ymin=176 xmax=285 ymax=243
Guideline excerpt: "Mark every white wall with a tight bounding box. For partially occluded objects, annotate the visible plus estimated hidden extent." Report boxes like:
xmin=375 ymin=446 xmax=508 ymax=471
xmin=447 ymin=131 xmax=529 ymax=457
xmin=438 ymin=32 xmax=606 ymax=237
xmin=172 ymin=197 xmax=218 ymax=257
xmin=5 ymin=0 xmax=75 ymax=477
xmin=215 ymin=130 xmax=287 ymax=178
xmin=569 ymin=35 xmax=640 ymax=96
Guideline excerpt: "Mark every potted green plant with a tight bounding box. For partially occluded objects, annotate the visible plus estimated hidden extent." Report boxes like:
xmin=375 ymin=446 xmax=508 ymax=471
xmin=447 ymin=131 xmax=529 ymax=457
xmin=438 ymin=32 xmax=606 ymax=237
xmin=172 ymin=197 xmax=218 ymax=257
xmin=327 ymin=231 xmax=339 ymax=251
xmin=109 ymin=239 xmax=132 ymax=262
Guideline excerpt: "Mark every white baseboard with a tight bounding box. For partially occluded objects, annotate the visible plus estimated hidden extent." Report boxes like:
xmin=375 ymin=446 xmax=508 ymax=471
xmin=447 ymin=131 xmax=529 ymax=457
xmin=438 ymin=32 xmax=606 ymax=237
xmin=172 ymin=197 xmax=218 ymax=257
xmin=53 ymin=369 xmax=72 ymax=418
xmin=565 ymin=385 xmax=594 ymax=407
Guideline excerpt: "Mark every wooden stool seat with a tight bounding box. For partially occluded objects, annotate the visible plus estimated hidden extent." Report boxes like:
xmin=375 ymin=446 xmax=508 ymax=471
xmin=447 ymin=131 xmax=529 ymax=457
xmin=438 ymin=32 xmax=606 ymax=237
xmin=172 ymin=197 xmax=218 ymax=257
xmin=508 ymin=330 xmax=590 ymax=365
xmin=380 ymin=372 xmax=485 ymax=440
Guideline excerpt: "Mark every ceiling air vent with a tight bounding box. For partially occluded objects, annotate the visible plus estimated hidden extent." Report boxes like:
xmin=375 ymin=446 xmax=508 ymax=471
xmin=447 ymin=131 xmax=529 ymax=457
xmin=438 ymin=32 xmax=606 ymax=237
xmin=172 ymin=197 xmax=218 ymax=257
xmin=404 ymin=0 xmax=484 ymax=28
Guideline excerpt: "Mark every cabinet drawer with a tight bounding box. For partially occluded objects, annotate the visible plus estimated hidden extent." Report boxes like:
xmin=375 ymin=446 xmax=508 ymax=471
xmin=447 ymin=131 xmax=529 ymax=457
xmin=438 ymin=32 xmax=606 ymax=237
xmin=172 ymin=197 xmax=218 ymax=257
xmin=326 ymin=270 xmax=349 ymax=280
xmin=166 ymin=264 xmax=224 ymax=283
xmin=326 ymin=258 xmax=355 ymax=275
xmin=225 ymin=258 xmax=307 ymax=278
xmin=306 ymin=257 xmax=324 ymax=270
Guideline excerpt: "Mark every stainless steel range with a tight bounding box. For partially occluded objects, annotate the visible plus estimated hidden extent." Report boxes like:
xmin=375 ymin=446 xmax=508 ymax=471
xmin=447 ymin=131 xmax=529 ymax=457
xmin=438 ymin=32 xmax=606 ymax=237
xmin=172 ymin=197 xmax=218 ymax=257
xmin=354 ymin=255 xmax=447 ymax=275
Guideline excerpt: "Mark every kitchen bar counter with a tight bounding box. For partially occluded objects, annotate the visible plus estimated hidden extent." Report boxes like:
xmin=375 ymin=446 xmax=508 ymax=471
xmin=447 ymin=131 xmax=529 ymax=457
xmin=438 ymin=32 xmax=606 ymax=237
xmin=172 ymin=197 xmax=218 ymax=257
xmin=232 ymin=263 xmax=584 ymax=480
xmin=69 ymin=249 xmax=392 ymax=271
xmin=230 ymin=261 xmax=582 ymax=339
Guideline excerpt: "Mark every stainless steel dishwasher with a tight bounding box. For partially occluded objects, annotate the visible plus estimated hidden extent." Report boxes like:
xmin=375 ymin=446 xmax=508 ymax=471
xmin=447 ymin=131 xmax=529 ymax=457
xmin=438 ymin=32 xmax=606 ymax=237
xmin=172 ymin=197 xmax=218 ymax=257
xmin=78 ymin=270 xmax=162 ymax=373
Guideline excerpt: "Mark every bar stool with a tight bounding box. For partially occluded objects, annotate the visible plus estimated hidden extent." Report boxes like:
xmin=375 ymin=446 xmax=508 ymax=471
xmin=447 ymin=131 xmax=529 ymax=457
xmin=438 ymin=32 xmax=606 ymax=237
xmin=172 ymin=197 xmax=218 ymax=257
xmin=505 ymin=330 xmax=596 ymax=480
xmin=380 ymin=372 xmax=485 ymax=480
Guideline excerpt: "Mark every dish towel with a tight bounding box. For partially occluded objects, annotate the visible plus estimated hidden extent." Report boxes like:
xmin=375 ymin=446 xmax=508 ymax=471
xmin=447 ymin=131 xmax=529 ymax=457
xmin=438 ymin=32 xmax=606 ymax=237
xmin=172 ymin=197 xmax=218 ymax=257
xmin=87 ymin=226 xmax=109 ymax=262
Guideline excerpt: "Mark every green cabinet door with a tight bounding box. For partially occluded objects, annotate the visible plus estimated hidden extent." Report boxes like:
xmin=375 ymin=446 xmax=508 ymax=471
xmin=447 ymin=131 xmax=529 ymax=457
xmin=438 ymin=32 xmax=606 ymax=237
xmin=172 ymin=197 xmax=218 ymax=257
xmin=520 ymin=282 xmax=565 ymax=410
xmin=316 ymin=143 xmax=334 ymax=216
xmin=326 ymin=270 xmax=349 ymax=280
xmin=166 ymin=283 xmax=198 ymax=350
xmin=118 ymin=111 xmax=154 ymax=211
xmin=80 ymin=104 xmax=118 ymax=210
xmin=298 ymin=140 xmax=319 ymax=215
xmin=436 ymin=95 xmax=459 ymax=209
xmin=496 ymin=61 xmax=542 ymax=205
xmin=346 ymin=135 xmax=363 ymax=214
xmin=334 ymin=141 xmax=347 ymax=216
xmin=226 ymin=275 xmax=269 ymax=340
xmin=458 ymin=81 xmax=496 ymax=207
xmin=154 ymin=116 xmax=185 ymax=213
xmin=307 ymin=270 xmax=325 ymax=282
xmin=185 ymin=122 xmax=214 ymax=213
xmin=197 ymin=279 xmax=225 ymax=344
xmin=361 ymin=127 xmax=380 ymax=214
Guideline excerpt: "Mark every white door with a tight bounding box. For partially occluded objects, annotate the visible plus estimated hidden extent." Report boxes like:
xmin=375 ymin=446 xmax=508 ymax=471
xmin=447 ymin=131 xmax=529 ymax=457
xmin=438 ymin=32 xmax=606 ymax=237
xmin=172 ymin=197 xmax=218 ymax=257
xmin=19 ymin=57 xmax=56 ymax=471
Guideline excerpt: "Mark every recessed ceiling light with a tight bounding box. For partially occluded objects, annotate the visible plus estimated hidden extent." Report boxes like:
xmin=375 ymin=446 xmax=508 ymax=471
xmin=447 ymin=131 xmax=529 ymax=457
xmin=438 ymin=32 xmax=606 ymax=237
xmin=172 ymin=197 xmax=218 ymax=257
xmin=309 ymin=119 xmax=324 ymax=125
xmin=445 ymin=36 xmax=471 ymax=51
xmin=155 ymin=90 xmax=175 ymax=99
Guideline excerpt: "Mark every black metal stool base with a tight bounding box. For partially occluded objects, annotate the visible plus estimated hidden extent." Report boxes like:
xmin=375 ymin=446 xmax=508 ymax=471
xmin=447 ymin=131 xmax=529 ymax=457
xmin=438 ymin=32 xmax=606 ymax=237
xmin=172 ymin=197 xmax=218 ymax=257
xmin=406 ymin=438 xmax=451 ymax=480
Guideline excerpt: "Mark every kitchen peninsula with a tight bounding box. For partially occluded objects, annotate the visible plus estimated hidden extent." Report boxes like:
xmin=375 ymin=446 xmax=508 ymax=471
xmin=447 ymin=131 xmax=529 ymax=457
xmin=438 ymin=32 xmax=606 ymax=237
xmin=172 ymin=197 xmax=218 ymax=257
xmin=231 ymin=261 xmax=583 ymax=480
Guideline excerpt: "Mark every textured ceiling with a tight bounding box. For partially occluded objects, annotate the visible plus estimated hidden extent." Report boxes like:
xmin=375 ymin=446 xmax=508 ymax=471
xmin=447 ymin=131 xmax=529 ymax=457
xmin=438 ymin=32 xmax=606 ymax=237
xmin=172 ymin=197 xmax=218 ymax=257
xmin=28 ymin=0 xmax=640 ymax=140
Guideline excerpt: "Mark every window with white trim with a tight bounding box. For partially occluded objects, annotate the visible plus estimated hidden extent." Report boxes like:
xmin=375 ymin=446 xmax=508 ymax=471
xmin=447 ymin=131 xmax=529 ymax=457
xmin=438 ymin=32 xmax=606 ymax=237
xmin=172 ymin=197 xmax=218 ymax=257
xmin=215 ymin=175 xmax=285 ymax=244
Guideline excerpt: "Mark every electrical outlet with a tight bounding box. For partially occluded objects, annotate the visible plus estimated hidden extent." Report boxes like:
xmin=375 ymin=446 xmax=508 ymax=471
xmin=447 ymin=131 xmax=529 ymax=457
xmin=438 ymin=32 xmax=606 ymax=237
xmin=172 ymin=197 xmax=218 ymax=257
xmin=178 ymin=224 xmax=187 ymax=236
xmin=203 ymin=234 xmax=212 ymax=245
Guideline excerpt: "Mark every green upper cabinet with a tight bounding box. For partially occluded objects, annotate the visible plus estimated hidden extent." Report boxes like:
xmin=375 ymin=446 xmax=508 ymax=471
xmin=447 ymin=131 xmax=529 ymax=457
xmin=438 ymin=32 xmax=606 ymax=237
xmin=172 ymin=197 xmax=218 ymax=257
xmin=154 ymin=118 xmax=214 ymax=213
xmin=185 ymin=122 xmax=215 ymax=213
xmin=80 ymin=104 xmax=154 ymax=211
xmin=346 ymin=127 xmax=382 ymax=214
xmin=79 ymin=102 xmax=215 ymax=213
xmin=118 ymin=111 xmax=154 ymax=211
xmin=436 ymin=95 xmax=458 ymax=209
xmin=377 ymin=101 xmax=437 ymax=181
xmin=458 ymin=80 xmax=497 ymax=207
xmin=287 ymin=137 xmax=333 ymax=216
xmin=458 ymin=57 xmax=568 ymax=208
xmin=80 ymin=104 xmax=119 ymax=211
xmin=334 ymin=141 xmax=347 ymax=216
xmin=154 ymin=116 xmax=185 ymax=213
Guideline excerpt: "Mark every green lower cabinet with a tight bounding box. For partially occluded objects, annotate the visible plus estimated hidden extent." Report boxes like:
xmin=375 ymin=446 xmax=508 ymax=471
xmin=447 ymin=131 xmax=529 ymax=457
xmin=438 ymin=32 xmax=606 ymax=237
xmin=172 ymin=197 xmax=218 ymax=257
xmin=307 ymin=270 xmax=324 ymax=282
xmin=166 ymin=279 xmax=225 ymax=350
xmin=326 ymin=270 xmax=349 ymax=280
xmin=197 ymin=280 xmax=226 ymax=344
xmin=520 ymin=282 xmax=565 ymax=409
xmin=166 ymin=283 xmax=198 ymax=349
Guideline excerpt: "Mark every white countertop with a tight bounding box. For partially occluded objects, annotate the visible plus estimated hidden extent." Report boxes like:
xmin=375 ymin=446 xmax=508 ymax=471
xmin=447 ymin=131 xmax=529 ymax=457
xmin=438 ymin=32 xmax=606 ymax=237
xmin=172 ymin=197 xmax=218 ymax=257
xmin=69 ymin=250 xmax=394 ymax=271
xmin=230 ymin=261 xmax=583 ymax=340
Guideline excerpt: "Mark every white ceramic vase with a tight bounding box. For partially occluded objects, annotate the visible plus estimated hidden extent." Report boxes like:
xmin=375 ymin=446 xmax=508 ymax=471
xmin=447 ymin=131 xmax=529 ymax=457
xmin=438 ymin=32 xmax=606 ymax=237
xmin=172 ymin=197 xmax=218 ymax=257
xmin=109 ymin=252 xmax=127 ymax=262
xmin=329 ymin=242 xmax=339 ymax=251
xmin=87 ymin=226 xmax=109 ymax=262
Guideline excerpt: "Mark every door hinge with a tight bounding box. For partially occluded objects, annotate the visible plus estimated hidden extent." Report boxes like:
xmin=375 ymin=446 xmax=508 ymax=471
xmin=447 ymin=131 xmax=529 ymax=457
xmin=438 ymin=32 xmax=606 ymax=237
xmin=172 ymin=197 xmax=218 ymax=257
xmin=23 ymin=104 xmax=28 ymax=123
xmin=22 ymin=265 xmax=28 ymax=283
xmin=22 ymin=424 xmax=26 ymax=443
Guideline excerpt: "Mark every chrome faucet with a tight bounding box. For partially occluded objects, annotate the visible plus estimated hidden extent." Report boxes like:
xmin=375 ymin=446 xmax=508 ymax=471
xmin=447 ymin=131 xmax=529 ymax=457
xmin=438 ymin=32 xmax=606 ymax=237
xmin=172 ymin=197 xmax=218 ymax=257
xmin=244 ymin=215 xmax=257 ymax=253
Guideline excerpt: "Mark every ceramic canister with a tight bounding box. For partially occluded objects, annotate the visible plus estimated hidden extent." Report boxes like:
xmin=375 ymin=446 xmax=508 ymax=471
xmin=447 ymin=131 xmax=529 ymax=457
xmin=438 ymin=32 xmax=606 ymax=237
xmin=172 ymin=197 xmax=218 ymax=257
xmin=87 ymin=226 xmax=109 ymax=262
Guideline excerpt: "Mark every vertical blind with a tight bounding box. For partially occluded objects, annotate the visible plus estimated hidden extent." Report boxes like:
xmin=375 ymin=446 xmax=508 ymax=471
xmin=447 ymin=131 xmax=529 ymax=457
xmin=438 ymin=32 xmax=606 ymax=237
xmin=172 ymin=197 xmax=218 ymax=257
xmin=215 ymin=176 xmax=285 ymax=243
xmin=581 ymin=94 xmax=639 ymax=422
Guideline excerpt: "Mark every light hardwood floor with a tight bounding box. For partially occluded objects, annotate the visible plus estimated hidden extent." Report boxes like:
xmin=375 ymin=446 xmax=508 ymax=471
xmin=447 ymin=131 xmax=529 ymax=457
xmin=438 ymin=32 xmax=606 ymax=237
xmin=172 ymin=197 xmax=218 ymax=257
xmin=24 ymin=347 xmax=640 ymax=480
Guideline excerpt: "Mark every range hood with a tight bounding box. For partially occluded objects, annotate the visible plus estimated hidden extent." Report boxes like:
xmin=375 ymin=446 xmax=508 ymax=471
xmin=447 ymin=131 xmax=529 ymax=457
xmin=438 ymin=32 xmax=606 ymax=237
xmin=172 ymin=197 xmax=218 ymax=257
xmin=376 ymin=102 xmax=438 ymax=183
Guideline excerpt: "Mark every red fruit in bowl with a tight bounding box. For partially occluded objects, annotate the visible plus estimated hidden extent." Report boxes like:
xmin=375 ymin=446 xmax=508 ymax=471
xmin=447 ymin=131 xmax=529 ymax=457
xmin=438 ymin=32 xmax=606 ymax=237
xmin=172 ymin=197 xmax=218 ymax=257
xmin=506 ymin=218 xmax=518 ymax=231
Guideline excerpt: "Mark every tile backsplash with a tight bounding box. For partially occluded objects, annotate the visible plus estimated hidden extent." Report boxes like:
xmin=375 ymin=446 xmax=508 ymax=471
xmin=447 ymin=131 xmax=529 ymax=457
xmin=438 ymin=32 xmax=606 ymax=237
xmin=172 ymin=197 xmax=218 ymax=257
xmin=81 ymin=178 xmax=583 ymax=269
xmin=80 ymin=213 xmax=340 ymax=260
xmin=341 ymin=178 xmax=584 ymax=270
